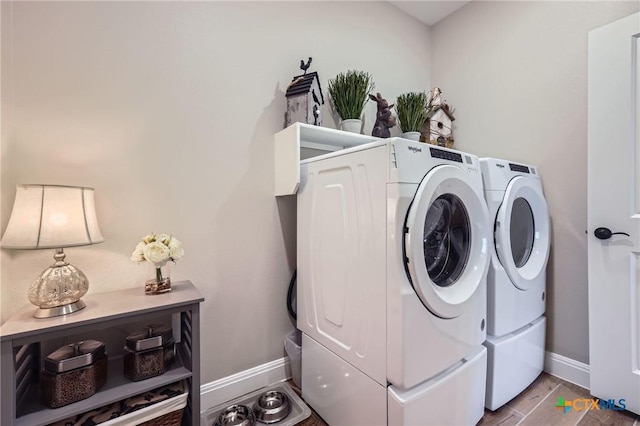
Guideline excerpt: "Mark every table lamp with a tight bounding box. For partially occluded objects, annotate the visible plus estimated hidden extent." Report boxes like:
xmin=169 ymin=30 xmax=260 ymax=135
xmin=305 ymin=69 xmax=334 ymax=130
xmin=1 ymin=185 xmax=104 ymax=318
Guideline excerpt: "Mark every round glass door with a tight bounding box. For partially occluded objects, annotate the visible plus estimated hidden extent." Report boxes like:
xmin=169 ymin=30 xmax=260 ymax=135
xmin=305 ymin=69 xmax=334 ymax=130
xmin=495 ymin=176 xmax=550 ymax=290
xmin=404 ymin=165 xmax=490 ymax=319
xmin=424 ymin=194 xmax=471 ymax=287
xmin=510 ymin=197 xmax=535 ymax=267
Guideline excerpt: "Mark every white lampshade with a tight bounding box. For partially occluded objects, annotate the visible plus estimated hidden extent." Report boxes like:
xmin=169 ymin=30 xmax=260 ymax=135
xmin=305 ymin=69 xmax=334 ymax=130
xmin=1 ymin=185 xmax=104 ymax=249
xmin=1 ymin=184 xmax=104 ymax=318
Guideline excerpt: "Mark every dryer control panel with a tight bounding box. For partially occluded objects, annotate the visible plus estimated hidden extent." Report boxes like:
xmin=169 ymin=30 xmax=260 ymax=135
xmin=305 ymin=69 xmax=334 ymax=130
xmin=479 ymin=158 xmax=542 ymax=191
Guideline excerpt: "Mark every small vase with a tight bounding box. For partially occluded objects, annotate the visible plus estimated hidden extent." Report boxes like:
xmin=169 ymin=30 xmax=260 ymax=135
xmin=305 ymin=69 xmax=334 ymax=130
xmin=341 ymin=119 xmax=362 ymax=134
xmin=402 ymin=131 xmax=421 ymax=141
xmin=145 ymin=266 xmax=171 ymax=295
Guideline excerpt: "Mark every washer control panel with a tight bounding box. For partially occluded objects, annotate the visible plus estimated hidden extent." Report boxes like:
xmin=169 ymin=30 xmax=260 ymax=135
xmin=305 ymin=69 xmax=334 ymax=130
xmin=429 ymin=147 xmax=462 ymax=163
xmin=509 ymin=163 xmax=530 ymax=173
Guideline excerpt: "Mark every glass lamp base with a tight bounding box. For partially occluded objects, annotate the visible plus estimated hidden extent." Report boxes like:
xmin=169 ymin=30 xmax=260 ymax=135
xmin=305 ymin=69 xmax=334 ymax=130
xmin=29 ymin=248 xmax=90 ymax=319
xmin=33 ymin=300 xmax=86 ymax=319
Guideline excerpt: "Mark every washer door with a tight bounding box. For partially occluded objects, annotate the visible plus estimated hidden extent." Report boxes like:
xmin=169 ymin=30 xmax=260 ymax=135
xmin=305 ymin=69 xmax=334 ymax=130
xmin=494 ymin=176 xmax=550 ymax=290
xmin=404 ymin=165 xmax=491 ymax=319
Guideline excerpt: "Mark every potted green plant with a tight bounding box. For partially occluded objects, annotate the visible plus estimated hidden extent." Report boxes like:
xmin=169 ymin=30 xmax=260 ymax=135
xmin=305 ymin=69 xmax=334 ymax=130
xmin=328 ymin=70 xmax=375 ymax=133
xmin=396 ymin=91 xmax=429 ymax=141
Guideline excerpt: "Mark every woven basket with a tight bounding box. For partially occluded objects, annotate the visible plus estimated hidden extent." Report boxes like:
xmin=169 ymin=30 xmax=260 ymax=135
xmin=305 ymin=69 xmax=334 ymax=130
xmin=139 ymin=407 xmax=184 ymax=426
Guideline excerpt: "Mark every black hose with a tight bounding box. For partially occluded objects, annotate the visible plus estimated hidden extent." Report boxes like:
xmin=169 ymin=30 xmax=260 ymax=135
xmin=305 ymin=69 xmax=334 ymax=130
xmin=286 ymin=270 xmax=297 ymax=321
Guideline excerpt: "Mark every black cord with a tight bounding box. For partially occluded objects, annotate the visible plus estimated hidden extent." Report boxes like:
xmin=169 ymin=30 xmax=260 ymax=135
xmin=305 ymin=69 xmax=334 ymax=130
xmin=286 ymin=270 xmax=297 ymax=321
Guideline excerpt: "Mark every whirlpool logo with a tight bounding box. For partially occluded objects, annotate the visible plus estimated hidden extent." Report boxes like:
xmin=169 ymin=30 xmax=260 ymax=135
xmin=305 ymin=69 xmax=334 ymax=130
xmin=408 ymin=146 xmax=422 ymax=153
xmin=555 ymin=397 xmax=626 ymax=413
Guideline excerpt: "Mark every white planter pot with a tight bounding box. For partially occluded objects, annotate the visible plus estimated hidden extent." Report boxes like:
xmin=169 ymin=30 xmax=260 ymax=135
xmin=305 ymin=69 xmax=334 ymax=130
xmin=402 ymin=131 xmax=421 ymax=141
xmin=341 ymin=119 xmax=362 ymax=134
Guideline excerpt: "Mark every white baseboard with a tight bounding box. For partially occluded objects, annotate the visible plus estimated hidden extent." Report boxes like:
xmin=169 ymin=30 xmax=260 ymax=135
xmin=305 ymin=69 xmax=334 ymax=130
xmin=200 ymin=357 xmax=291 ymax=413
xmin=544 ymin=351 xmax=590 ymax=390
xmin=200 ymin=351 xmax=589 ymax=414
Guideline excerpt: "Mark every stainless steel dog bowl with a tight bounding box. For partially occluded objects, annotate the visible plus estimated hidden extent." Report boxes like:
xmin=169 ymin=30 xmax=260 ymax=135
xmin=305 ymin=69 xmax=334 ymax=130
xmin=253 ymin=390 xmax=291 ymax=424
xmin=214 ymin=404 xmax=256 ymax=426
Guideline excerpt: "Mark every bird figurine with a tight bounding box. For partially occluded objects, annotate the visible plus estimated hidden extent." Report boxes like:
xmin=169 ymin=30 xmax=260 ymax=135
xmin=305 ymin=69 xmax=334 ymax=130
xmin=300 ymin=57 xmax=312 ymax=74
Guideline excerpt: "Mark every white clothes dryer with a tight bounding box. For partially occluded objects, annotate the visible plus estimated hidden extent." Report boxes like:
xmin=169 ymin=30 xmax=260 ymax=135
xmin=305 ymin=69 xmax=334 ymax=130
xmin=297 ymin=139 xmax=491 ymax=425
xmin=479 ymin=157 xmax=551 ymax=411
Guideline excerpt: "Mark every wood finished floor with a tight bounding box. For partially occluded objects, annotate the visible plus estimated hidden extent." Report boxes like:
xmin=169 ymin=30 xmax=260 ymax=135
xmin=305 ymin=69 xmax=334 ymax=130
xmin=289 ymin=373 xmax=640 ymax=425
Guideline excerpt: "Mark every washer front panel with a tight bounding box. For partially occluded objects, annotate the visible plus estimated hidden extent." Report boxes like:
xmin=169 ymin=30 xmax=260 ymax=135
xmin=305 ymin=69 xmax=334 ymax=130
xmin=404 ymin=165 xmax=490 ymax=319
xmin=494 ymin=176 xmax=550 ymax=290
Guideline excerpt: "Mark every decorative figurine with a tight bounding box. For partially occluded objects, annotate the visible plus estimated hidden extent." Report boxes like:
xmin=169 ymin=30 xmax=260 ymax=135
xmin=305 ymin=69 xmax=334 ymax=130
xmin=421 ymin=87 xmax=455 ymax=147
xmin=285 ymin=57 xmax=324 ymax=127
xmin=431 ymin=87 xmax=443 ymax=106
xmin=370 ymin=92 xmax=396 ymax=138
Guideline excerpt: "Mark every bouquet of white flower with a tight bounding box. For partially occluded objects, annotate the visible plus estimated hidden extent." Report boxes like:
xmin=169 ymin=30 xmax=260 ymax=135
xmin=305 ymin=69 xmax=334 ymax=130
xmin=131 ymin=233 xmax=184 ymax=287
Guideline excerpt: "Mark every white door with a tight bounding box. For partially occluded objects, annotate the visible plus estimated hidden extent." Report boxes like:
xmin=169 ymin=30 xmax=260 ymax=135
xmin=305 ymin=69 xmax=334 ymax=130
xmin=588 ymin=12 xmax=640 ymax=415
xmin=404 ymin=165 xmax=490 ymax=319
xmin=494 ymin=177 xmax=550 ymax=291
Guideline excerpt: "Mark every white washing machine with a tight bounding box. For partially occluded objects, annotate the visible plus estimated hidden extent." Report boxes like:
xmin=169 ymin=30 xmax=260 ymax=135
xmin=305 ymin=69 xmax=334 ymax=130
xmin=297 ymin=139 xmax=491 ymax=425
xmin=479 ymin=158 xmax=551 ymax=411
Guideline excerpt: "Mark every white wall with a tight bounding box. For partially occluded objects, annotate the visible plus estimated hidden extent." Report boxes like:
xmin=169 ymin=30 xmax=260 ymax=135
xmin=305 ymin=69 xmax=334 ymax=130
xmin=431 ymin=1 xmax=639 ymax=364
xmin=0 ymin=1 xmax=431 ymax=384
xmin=8 ymin=0 xmax=632 ymax=390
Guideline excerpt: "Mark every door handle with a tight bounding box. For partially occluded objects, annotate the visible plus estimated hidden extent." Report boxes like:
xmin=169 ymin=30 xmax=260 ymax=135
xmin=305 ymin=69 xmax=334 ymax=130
xmin=594 ymin=227 xmax=630 ymax=240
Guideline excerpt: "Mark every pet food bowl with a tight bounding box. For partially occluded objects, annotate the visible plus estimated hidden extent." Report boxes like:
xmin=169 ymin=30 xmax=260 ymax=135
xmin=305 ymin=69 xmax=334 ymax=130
xmin=214 ymin=404 xmax=256 ymax=426
xmin=253 ymin=391 xmax=291 ymax=424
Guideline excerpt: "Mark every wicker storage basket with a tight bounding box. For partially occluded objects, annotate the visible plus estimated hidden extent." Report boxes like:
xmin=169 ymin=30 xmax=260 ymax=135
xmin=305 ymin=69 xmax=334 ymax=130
xmin=138 ymin=407 xmax=184 ymax=426
xmin=102 ymin=380 xmax=187 ymax=426
xmin=48 ymin=380 xmax=187 ymax=426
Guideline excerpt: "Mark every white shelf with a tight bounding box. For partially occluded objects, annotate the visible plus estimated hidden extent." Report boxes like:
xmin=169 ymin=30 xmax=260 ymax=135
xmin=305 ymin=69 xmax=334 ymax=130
xmin=274 ymin=123 xmax=379 ymax=196
xmin=0 ymin=281 xmax=203 ymax=343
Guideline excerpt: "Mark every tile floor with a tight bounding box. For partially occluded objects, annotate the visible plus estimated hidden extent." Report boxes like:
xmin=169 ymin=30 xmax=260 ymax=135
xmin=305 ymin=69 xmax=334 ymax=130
xmin=290 ymin=373 xmax=640 ymax=425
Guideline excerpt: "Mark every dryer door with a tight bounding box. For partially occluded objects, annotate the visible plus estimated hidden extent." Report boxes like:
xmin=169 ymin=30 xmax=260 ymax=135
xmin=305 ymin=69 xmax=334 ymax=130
xmin=404 ymin=165 xmax=491 ymax=319
xmin=495 ymin=176 xmax=550 ymax=290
